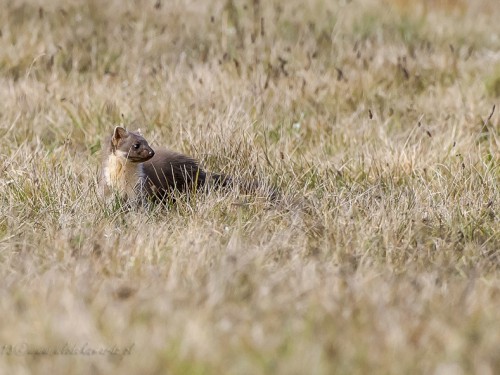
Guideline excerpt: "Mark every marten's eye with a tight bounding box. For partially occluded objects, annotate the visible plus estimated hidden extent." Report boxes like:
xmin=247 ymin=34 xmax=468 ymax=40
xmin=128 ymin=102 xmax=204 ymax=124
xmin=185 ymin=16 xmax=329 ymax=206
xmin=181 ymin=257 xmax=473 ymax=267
xmin=133 ymin=143 xmax=140 ymax=149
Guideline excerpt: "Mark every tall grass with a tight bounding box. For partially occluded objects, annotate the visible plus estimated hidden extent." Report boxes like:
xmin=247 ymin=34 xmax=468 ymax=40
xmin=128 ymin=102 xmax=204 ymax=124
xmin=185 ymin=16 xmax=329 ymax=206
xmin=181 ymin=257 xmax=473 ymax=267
xmin=0 ymin=0 xmax=498 ymax=374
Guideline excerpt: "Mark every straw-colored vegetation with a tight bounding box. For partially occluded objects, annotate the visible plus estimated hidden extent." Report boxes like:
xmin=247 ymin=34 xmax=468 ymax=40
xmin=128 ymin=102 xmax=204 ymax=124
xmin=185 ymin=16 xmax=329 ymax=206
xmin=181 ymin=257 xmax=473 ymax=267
xmin=0 ymin=0 xmax=498 ymax=374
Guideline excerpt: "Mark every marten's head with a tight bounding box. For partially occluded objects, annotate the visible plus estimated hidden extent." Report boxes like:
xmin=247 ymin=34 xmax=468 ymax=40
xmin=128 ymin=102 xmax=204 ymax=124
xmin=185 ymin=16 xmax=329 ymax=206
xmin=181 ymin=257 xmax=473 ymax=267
xmin=110 ymin=126 xmax=155 ymax=163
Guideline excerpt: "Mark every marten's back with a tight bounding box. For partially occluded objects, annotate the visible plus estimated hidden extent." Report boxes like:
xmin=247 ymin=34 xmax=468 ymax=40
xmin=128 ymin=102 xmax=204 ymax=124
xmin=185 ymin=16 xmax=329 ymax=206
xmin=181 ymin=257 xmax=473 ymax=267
xmin=143 ymin=149 xmax=206 ymax=199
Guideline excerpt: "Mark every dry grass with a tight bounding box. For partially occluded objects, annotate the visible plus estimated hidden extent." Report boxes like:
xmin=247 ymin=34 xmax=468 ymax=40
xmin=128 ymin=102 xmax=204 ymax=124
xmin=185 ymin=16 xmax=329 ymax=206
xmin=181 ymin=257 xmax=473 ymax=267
xmin=0 ymin=0 xmax=499 ymax=374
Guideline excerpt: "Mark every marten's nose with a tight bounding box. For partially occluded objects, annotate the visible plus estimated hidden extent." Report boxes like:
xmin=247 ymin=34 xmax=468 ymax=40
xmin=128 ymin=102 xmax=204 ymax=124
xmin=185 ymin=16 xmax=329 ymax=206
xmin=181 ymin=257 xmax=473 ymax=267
xmin=149 ymin=150 xmax=155 ymax=157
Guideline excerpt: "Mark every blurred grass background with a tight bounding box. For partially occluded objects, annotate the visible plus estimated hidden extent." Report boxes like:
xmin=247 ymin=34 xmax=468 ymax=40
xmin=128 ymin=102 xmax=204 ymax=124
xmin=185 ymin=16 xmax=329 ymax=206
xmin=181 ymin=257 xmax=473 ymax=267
xmin=0 ymin=0 xmax=498 ymax=374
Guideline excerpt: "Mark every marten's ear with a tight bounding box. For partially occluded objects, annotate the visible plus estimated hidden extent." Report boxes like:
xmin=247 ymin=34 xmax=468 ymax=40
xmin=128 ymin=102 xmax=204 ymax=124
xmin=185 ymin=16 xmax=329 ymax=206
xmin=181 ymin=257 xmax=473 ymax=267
xmin=112 ymin=126 xmax=128 ymax=145
xmin=136 ymin=128 xmax=143 ymax=135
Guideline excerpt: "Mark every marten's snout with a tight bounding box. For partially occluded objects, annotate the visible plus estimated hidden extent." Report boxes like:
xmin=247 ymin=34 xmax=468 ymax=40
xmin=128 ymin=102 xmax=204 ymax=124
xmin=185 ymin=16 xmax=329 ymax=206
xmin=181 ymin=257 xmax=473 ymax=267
xmin=126 ymin=145 xmax=155 ymax=163
xmin=143 ymin=148 xmax=154 ymax=160
xmin=141 ymin=147 xmax=154 ymax=160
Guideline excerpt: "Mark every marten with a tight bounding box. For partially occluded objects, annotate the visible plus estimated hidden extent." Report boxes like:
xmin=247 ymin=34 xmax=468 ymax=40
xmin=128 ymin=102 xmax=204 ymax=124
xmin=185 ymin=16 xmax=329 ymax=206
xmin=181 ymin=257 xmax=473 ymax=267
xmin=101 ymin=126 xmax=259 ymax=206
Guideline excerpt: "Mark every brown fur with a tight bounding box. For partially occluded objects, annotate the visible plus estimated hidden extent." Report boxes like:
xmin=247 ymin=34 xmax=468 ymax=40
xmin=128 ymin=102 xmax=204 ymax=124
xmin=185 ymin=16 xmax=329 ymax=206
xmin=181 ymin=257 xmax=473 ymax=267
xmin=101 ymin=126 xmax=230 ymax=205
xmin=142 ymin=149 xmax=207 ymax=200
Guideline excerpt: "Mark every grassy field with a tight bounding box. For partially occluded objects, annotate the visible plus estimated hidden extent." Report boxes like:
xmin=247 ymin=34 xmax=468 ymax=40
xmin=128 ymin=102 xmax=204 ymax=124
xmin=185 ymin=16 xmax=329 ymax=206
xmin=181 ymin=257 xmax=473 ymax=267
xmin=0 ymin=0 xmax=499 ymax=373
